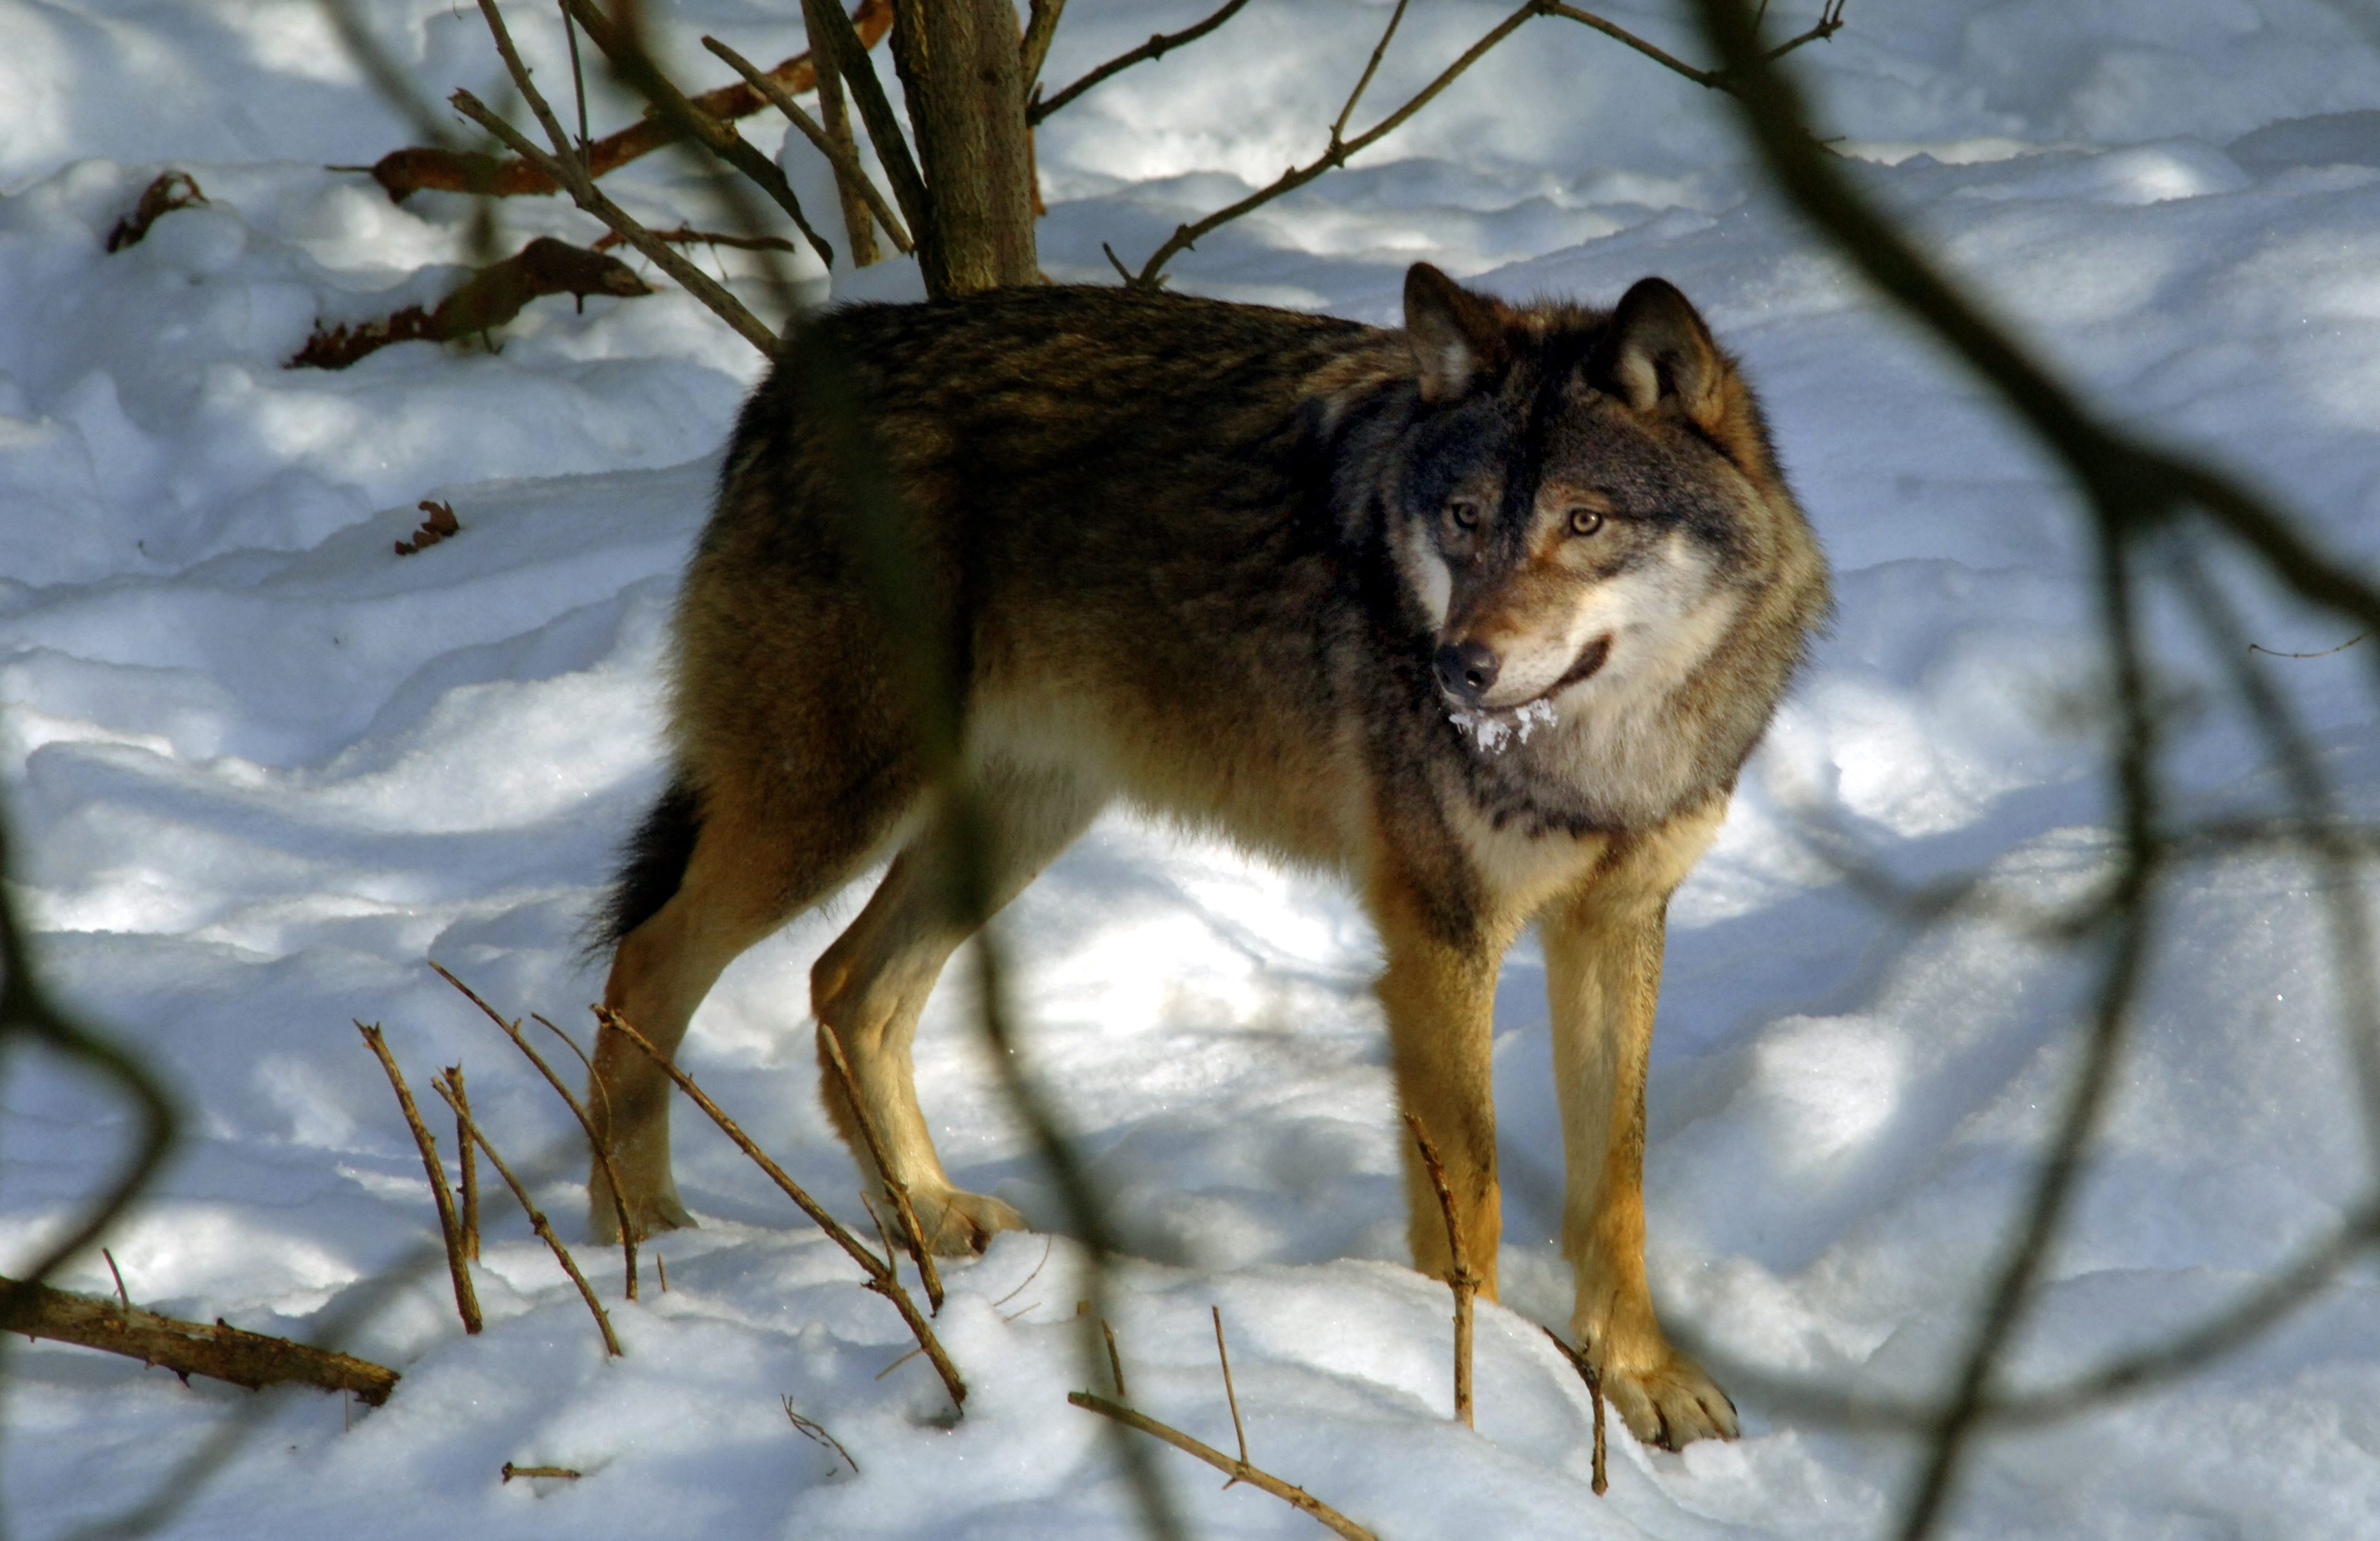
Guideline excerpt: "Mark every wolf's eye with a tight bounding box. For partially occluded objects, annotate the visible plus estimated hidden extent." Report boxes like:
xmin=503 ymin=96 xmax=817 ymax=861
xmin=1568 ymin=507 xmax=1606 ymax=536
xmin=1448 ymin=499 xmax=1481 ymax=530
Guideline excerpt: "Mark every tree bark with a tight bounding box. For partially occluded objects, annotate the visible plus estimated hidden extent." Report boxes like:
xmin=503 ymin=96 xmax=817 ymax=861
xmin=888 ymin=0 xmax=1040 ymax=295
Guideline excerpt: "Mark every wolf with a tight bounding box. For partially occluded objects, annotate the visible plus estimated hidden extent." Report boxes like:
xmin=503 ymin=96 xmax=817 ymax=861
xmin=585 ymin=264 xmax=1828 ymax=1449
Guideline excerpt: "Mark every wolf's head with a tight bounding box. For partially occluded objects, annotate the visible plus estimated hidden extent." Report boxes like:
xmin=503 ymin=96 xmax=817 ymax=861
xmin=1377 ymin=263 xmax=1822 ymax=777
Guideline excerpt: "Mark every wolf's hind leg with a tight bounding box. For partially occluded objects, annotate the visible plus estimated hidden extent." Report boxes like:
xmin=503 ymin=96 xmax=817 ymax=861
xmin=1542 ymin=888 xmax=1737 ymax=1449
xmin=814 ymin=759 xmax=1108 ymax=1256
xmin=592 ymin=777 xmax=906 ymax=1242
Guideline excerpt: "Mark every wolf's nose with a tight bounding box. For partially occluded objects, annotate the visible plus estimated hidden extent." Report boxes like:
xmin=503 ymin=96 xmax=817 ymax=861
xmin=1434 ymin=640 xmax=1500 ymax=703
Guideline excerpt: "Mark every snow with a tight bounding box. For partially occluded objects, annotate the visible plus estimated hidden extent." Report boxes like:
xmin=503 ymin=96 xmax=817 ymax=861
xmin=6 ymin=1 xmax=2380 ymax=1537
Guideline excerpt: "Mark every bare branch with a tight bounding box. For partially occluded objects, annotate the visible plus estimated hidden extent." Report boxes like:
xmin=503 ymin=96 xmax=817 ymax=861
xmin=432 ymin=1071 xmax=621 ymax=1357
xmin=1029 ymin=0 xmax=1250 ymax=125
xmin=551 ymin=0 xmax=834 ymax=269
xmin=1332 ymin=0 xmax=1411 ymax=144
xmin=801 ymin=0 xmax=934 ymax=251
xmin=1020 ymin=0 xmax=1069 ymax=97
xmin=0 ymin=1274 xmax=400 ymax=1404
xmin=1211 ymin=1306 xmax=1250 ymax=1475
xmin=598 ymin=1008 xmax=966 ymax=1411
xmin=702 ymin=33 xmax=916 ymax=254
xmin=448 ymin=1065 xmax=481 ymax=1262
xmin=2249 ymin=631 xmax=2369 ymax=659
xmin=449 ymin=89 xmax=778 ymax=353
xmin=431 ymin=963 xmax=637 ymax=1299
xmin=1544 ymin=0 xmax=1844 ymax=92
xmin=1131 ymin=0 xmax=1540 ymax=289
xmin=1404 ymin=1113 xmax=1477 ymax=1426
xmin=1537 ymin=1327 xmax=1609 ymax=1495
xmin=813 ymin=1021 xmax=943 ymax=1310
xmin=354 ymin=1021 xmax=482 ymax=1334
xmin=1069 ymin=1390 xmax=1378 ymax=1540
xmin=366 ymin=1 xmax=895 ymax=200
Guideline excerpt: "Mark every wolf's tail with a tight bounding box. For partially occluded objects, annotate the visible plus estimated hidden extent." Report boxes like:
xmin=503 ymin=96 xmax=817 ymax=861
xmin=587 ymin=780 xmax=703 ymax=953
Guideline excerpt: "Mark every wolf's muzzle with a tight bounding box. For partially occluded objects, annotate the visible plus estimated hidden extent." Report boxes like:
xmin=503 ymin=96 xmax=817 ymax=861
xmin=1434 ymin=640 xmax=1500 ymax=706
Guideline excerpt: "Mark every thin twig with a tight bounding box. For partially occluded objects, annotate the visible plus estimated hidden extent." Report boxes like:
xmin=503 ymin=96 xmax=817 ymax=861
xmin=102 ymin=1248 xmax=130 ymax=1311
xmin=1543 ymin=0 xmax=1844 ymax=93
xmin=1069 ymin=1391 xmax=1378 ymax=1541
xmin=449 ymin=89 xmax=777 ymax=353
xmin=1212 ymin=1306 xmax=1250 ymax=1481
xmin=785 ymin=1397 xmax=861 ymax=1474
xmin=432 ymin=1072 xmax=621 ymax=1357
xmin=598 ymin=1009 xmax=966 ymax=1411
xmin=501 ymin=1462 xmax=583 ymax=1482
xmin=1332 ymin=0 xmax=1411 ymax=144
xmin=355 ymin=1022 xmax=482 ymax=1335
xmin=701 ymin=35 xmax=915 ymax=255
xmin=1029 ymin=0 xmax=1251 ymax=124
xmin=430 ymin=963 xmax=636 ymax=1299
xmin=2248 ymin=631 xmax=2369 ymax=659
xmin=1104 ymin=1317 xmax=1129 ymax=1399
xmin=558 ymin=0 xmax=589 ymax=170
xmin=552 ymin=0 xmax=833 ymax=268
xmin=815 ymin=1020 xmax=943 ymax=1310
xmin=1539 ymin=1326 xmax=1610 ymax=1495
xmin=1131 ymin=0 xmax=1540 ymax=288
xmin=1404 ymin=1113 xmax=1476 ymax=1426
xmin=448 ymin=1065 xmax=482 ymax=1262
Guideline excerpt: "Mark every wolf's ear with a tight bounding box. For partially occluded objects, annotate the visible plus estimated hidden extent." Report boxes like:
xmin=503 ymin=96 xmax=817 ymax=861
xmin=1593 ymin=278 xmax=1726 ymax=429
xmin=1404 ymin=263 xmax=1508 ymax=403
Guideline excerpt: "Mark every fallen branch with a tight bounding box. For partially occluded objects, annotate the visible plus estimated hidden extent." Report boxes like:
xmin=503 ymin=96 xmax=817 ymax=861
xmin=1404 ymin=1113 xmax=1476 ymax=1426
xmin=1068 ymin=1390 xmax=1377 ymax=1541
xmin=363 ymin=0 xmax=894 ymax=201
xmin=430 ymin=963 xmax=637 ymax=1301
xmin=104 ymin=171 xmax=206 ymax=251
xmin=356 ymin=1022 xmax=482 ymax=1335
xmin=591 ymin=224 xmax=802 ymax=255
xmin=431 ymin=1071 xmax=621 ymax=1358
xmin=289 ymin=237 xmax=649 ymax=370
xmin=1 ymin=1273 xmax=399 ymax=1404
xmin=600 ymin=1009 xmax=965 ymax=1411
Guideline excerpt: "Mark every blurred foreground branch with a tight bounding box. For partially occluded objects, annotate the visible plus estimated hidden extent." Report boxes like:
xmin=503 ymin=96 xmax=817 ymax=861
xmin=1690 ymin=1 xmax=2380 ymax=1536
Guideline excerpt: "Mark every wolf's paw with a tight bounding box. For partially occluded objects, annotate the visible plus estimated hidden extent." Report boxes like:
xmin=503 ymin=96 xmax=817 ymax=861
xmin=907 ymin=1185 xmax=1028 ymax=1256
xmin=1598 ymin=1344 xmax=1738 ymax=1451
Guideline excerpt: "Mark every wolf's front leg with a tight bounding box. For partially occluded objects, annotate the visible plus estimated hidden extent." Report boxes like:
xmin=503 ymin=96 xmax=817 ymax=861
xmin=1541 ymin=889 xmax=1737 ymax=1448
xmin=1372 ymin=871 xmax=1510 ymax=1301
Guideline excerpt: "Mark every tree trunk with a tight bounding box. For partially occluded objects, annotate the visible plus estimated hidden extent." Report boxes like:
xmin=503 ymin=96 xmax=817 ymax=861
xmin=889 ymin=0 xmax=1040 ymax=295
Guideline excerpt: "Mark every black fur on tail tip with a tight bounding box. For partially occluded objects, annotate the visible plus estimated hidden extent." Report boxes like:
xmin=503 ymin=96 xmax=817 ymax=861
xmin=584 ymin=781 xmax=702 ymax=958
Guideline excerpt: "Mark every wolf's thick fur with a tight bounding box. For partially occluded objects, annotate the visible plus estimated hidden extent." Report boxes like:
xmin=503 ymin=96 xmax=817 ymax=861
xmin=589 ymin=266 xmax=1827 ymax=1449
